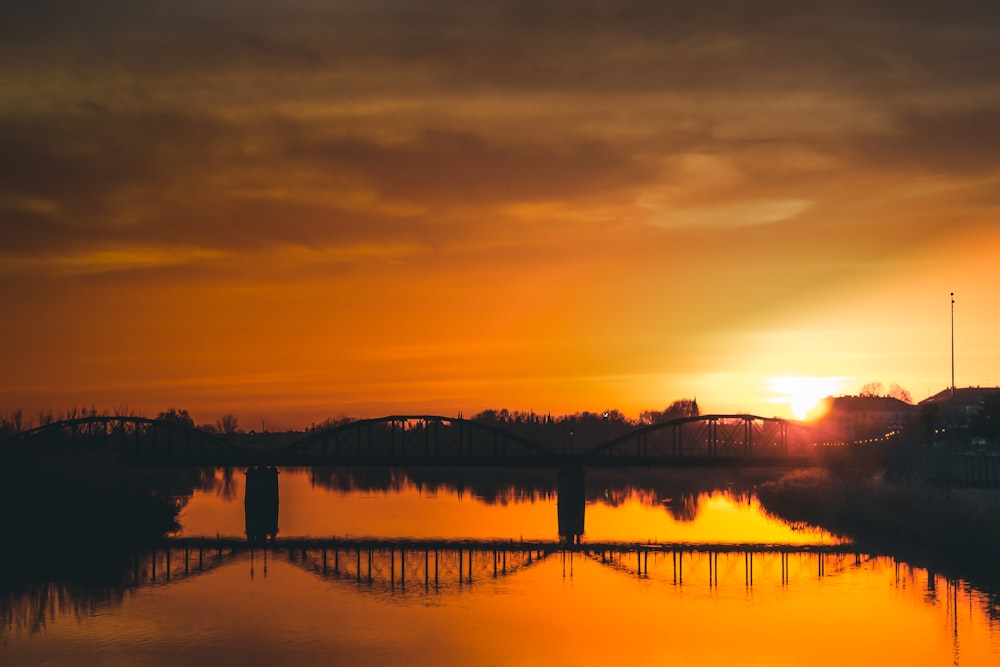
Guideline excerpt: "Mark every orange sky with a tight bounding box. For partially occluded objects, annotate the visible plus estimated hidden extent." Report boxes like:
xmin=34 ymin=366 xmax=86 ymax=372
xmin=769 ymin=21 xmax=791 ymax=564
xmin=2 ymin=1 xmax=999 ymax=429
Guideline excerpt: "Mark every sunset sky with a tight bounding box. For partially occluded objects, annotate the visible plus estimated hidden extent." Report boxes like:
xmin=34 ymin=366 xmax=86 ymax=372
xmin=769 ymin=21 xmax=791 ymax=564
xmin=2 ymin=1 xmax=999 ymax=429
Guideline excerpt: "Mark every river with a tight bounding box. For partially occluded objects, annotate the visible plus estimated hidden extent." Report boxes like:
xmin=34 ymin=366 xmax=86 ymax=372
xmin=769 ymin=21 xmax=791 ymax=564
xmin=2 ymin=467 xmax=999 ymax=665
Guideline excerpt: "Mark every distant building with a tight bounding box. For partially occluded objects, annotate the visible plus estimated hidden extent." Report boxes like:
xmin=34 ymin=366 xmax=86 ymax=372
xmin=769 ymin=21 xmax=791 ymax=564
xmin=813 ymin=395 xmax=917 ymax=442
xmin=918 ymin=387 xmax=1000 ymax=448
xmin=918 ymin=386 xmax=1000 ymax=423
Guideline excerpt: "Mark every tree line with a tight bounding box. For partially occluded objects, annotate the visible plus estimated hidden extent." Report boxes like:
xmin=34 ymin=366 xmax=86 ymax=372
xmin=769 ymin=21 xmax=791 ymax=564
xmin=0 ymin=406 xmax=243 ymax=437
xmin=1 ymin=400 xmax=700 ymax=446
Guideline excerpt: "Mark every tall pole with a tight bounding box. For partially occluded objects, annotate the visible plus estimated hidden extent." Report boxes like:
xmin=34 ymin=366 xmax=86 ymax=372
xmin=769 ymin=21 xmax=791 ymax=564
xmin=950 ymin=292 xmax=956 ymax=395
xmin=950 ymin=292 xmax=957 ymax=456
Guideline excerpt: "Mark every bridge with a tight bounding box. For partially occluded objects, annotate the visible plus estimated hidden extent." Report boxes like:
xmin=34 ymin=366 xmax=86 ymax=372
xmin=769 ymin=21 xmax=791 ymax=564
xmin=1 ymin=413 xmax=870 ymax=468
xmin=65 ymin=536 xmax=885 ymax=594
xmin=0 ymin=415 xmax=245 ymax=462
xmin=0 ymin=535 xmax=961 ymax=640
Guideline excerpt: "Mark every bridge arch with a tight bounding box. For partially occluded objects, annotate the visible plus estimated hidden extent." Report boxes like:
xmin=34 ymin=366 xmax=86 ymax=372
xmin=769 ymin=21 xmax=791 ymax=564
xmin=285 ymin=540 xmax=554 ymax=596
xmin=1 ymin=416 xmax=245 ymax=463
xmin=277 ymin=415 xmax=557 ymax=466
xmin=581 ymin=414 xmax=824 ymax=465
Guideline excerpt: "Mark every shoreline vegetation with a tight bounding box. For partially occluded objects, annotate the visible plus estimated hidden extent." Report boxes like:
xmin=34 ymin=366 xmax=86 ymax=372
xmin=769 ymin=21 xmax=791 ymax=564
xmin=757 ymin=468 xmax=1000 ymax=586
xmin=0 ymin=463 xmax=183 ymax=547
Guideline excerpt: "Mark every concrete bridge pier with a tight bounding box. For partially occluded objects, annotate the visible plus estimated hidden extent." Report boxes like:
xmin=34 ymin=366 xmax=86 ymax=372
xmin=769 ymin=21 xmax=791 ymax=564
xmin=557 ymin=466 xmax=586 ymax=544
xmin=245 ymin=466 xmax=279 ymax=543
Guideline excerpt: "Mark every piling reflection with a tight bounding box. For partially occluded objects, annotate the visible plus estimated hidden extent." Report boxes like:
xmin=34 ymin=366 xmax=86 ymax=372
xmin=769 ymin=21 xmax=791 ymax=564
xmin=557 ymin=466 xmax=585 ymax=543
xmin=244 ymin=466 xmax=279 ymax=543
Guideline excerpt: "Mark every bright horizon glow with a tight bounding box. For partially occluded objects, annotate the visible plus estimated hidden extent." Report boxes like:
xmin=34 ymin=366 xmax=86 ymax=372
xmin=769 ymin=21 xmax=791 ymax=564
xmin=767 ymin=376 xmax=847 ymax=420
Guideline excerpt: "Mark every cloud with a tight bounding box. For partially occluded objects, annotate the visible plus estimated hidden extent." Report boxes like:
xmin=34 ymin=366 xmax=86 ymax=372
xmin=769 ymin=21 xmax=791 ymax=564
xmin=286 ymin=129 xmax=654 ymax=207
xmin=849 ymin=107 xmax=1000 ymax=175
xmin=0 ymin=245 xmax=229 ymax=277
xmin=642 ymin=199 xmax=813 ymax=230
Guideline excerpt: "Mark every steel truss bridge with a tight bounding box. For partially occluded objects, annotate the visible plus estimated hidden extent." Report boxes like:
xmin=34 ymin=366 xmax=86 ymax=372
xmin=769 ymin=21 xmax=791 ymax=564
xmin=109 ymin=537 xmax=886 ymax=596
xmin=1 ymin=413 xmax=867 ymax=468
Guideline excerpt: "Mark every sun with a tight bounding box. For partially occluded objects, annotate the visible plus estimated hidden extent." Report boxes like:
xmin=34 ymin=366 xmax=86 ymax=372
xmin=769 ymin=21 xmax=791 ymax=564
xmin=768 ymin=376 xmax=845 ymax=420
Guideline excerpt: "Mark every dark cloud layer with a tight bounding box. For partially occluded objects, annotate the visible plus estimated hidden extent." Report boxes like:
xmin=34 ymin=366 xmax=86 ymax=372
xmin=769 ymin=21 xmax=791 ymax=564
xmin=6 ymin=1 xmax=999 ymax=92
xmin=2 ymin=1 xmax=998 ymax=285
xmin=851 ymin=107 xmax=1000 ymax=175
xmin=3 ymin=0 xmax=1000 ymax=421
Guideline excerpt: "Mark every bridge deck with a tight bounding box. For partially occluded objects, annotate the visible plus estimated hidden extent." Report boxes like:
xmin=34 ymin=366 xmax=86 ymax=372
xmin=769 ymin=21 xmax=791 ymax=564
xmin=2 ymin=413 xmax=880 ymax=468
xmin=160 ymin=536 xmax=865 ymax=556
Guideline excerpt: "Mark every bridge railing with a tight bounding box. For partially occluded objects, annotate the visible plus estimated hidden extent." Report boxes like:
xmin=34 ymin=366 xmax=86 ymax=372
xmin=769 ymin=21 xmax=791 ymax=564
xmin=275 ymin=415 xmax=557 ymax=464
xmin=581 ymin=414 xmax=827 ymax=463
xmin=0 ymin=416 xmax=246 ymax=463
xmin=2 ymin=413 xmax=879 ymax=467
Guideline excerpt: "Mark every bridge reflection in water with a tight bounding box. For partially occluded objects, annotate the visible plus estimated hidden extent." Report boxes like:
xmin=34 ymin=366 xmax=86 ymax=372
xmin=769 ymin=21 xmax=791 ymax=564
xmin=127 ymin=537 xmax=902 ymax=596
xmin=243 ymin=464 xmax=590 ymax=544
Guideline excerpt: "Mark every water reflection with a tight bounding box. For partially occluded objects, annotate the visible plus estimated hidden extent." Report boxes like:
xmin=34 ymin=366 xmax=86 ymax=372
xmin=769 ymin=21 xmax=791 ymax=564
xmin=3 ymin=467 xmax=1000 ymax=666
xmin=556 ymin=466 xmax=585 ymax=543
xmin=5 ymin=537 xmax=999 ymax=656
xmin=244 ymin=466 xmax=279 ymax=543
xmin=245 ymin=467 xmax=828 ymax=544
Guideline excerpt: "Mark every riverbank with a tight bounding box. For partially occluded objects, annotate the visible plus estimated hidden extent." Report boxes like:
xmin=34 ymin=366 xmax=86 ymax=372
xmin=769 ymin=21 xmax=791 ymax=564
xmin=757 ymin=469 xmax=1000 ymax=583
xmin=0 ymin=463 xmax=182 ymax=546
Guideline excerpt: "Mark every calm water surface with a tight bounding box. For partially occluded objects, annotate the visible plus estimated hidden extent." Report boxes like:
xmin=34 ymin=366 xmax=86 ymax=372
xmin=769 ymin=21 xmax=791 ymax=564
xmin=3 ymin=468 xmax=999 ymax=666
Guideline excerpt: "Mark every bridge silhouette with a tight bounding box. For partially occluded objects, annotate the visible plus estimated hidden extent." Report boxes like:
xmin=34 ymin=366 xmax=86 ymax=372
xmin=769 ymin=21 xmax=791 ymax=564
xmin=2 ymin=413 xmax=865 ymax=468
xmin=114 ymin=536 xmax=877 ymax=595
xmin=3 ymin=534 xmax=969 ymax=642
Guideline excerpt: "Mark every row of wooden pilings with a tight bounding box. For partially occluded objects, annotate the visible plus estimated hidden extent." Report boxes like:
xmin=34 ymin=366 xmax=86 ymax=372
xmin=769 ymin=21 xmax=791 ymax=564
xmin=594 ymin=548 xmax=868 ymax=586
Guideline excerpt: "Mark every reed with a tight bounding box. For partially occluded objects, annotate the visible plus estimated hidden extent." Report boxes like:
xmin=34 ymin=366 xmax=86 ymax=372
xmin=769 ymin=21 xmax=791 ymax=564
xmin=758 ymin=468 xmax=1000 ymax=582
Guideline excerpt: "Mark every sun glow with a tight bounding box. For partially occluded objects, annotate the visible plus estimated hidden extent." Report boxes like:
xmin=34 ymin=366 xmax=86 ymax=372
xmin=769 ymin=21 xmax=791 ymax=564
xmin=768 ymin=376 xmax=846 ymax=420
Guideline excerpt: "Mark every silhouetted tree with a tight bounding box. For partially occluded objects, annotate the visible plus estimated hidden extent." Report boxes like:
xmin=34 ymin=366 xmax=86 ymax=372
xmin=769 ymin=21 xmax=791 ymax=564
xmin=156 ymin=408 xmax=194 ymax=428
xmin=308 ymin=413 xmax=354 ymax=431
xmin=639 ymin=399 xmax=700 ymax=424
xmin=888 ymin=383 xmax=913 ymax=404
xmin=1 ymin=409 xmax=24 ymax=435
xmin=215 ymin=413 xmax=240 ymax=434
xmin=859 ymin=381 xmax=884 ymax=398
